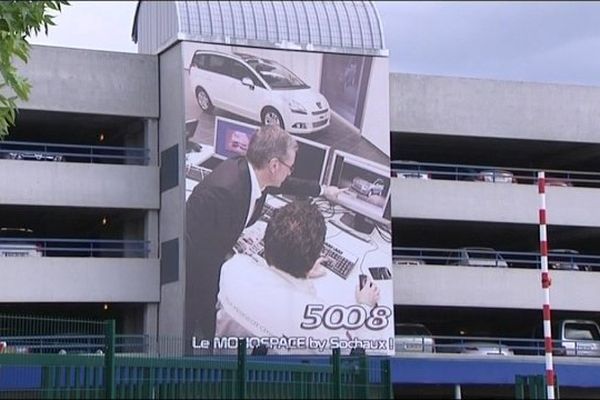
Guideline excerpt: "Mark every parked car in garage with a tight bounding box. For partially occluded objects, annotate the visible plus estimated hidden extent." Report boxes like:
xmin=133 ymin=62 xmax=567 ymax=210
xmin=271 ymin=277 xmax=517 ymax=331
xmin=558 ymin=320 xmax=600 ymax=357
xmin=392 ymin=161 xmax=431 ymax=180
xmin=393 ymin=257 xmax=426 ymax=267
xmin=446 ymin=247 xmax=508 ymax=268
xmin=394 ymin=323 xmax=435 ymax=353
xmin=475 ymin=169 xmax=516 ymax=183
xmin=549 ymin=249 xmax=590 ymax=271
xmin=0 ymin=228 xmax=43 ymax=257
xmin=459 ymin=341 xmax=514 ymax=356
xmin=189 ymin=50 xmax=330 ymax=135
xmin=545 ymin=177 xmax=573 ymax=187
xmin=0 ymin=143 xmax=63 ymax=162
xmin=532 ymin=319 xmax=600 ymax=357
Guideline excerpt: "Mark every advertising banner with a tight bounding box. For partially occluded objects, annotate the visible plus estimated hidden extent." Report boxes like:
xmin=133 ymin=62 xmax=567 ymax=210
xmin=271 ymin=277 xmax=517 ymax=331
xmin=183 ymin=42 xmax=393 ymax=355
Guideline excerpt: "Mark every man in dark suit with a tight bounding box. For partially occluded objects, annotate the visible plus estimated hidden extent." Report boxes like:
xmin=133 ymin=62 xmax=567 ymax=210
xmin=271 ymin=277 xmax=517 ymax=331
xmin=185 ymin=125 xmax=341 ymax=351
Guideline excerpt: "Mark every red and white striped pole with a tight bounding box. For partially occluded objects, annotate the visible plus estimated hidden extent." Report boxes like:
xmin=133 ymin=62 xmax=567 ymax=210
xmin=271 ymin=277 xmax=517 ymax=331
xmin=538 ymin=171 xmax=555 ymax=399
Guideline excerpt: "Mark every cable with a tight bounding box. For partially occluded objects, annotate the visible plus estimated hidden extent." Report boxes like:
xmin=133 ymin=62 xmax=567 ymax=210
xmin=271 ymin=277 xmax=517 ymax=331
xmin=375 ymin=223 xmax=391 ymax=243
xmin=325 ymin=229 xmax=343 ymax=241
xmin=312 ymin=198 xmax=336 ymax=219
xmin=358 ymin=239 xmax=380 ymax=274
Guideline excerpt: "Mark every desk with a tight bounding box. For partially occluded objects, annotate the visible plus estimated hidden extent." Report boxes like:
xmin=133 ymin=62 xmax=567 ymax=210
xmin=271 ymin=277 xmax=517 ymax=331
xmin=233 ymin=194 xmax=395 ymax=355
xmin=186 ymin=144 xmax=214 ymax=166
xmin=185 ymin=145 xmax=214 ymax=201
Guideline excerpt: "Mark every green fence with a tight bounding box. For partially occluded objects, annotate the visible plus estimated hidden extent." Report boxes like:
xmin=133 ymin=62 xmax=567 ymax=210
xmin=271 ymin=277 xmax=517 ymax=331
xmin=0 ymin=316 xmax=392 ymax=399
xmin=515 ymin=375 xmax=560 ymax=400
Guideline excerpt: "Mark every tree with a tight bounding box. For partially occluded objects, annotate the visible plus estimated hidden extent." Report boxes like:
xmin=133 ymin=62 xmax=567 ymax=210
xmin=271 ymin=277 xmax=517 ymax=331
xmin=0 ymin=1 xmax=69 ymax=139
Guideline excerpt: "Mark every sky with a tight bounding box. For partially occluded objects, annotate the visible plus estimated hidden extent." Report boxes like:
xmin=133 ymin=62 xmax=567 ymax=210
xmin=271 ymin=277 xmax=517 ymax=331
xmin=29 ymin=1 xmax=600 ymax=87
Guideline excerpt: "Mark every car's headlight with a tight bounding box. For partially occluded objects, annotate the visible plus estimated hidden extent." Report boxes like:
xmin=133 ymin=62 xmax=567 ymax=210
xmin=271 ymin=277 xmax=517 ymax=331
xmin=289 ymin=100 xmax=307 ymax=114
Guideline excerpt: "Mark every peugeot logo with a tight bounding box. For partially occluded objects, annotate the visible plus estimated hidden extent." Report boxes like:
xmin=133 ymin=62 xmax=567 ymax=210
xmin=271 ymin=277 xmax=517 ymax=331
xmin=316 ymin=102 xmax=322 ymax=109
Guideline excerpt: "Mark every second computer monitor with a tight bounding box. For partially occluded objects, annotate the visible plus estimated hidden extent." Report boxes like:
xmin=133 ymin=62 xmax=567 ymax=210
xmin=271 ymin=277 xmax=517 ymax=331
xmin=292 ymin=137 xmax=330 ymax=184
xmin=213 ymin=117 xmax=258 ymax=160
xmin=213 ymin=118 xmax=329 ymax=184
xmin=328 ymin=150 xmax=391 ymax=231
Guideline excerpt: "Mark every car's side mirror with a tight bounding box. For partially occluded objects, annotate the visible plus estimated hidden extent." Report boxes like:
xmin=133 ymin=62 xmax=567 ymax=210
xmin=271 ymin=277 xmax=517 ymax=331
xmin=241 ymin=77 xmax=255 ymax=90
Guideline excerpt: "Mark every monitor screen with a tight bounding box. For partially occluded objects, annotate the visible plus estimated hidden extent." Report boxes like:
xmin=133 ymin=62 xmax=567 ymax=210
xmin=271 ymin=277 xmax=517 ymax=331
xmin=213 ymin=117 xmax=258 ymax=160
xmin=291 ymin=137 xmax=330 ymax=184
xmin=185 ymin=119 xmax=199 ymax=139
xmin=329 ymin=151 xmax=391 ymax=224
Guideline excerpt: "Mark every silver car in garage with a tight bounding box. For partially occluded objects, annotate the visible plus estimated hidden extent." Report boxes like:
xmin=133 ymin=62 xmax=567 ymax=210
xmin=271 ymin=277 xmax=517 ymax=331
xmin=395 ymin=323 xmax=435 ymax=353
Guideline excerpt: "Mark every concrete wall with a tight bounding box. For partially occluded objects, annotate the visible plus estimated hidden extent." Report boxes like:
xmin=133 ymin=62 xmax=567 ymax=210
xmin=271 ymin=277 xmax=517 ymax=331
xmin=0 ymin=160 xmax=159 ymax=209
xmin=0 ymin=258 xmax=159 ymax=302
xmin=157 ymin=43 xmax=186 ymax=339
xmin=390 ymin=73 xmax=600 ymax=143
xmin=8 ymin=45 xmax=162 ymax=338
xmin=16 ymin=46 xmax=159 ymax=118
xmin=394 ymin=264 xmax=600 ymax=312
xmin=391 ymin=178 xmax=600 ymax=227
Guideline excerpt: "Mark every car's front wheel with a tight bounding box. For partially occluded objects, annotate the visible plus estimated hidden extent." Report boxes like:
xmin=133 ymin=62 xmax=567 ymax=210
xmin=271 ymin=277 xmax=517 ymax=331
xmin=195 ymin=87 xmax=214 ymax=113
xmin=261 ymin=107 xmax=284 ymax=129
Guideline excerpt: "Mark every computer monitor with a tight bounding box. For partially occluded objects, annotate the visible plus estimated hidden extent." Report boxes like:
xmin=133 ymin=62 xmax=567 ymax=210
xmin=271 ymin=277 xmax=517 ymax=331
xmin=291 ymin=137 xmax=330 ymax=184
xmin=185 ymin=119 xmax=199 ymax=140
xmin=213 ymin=117 xmax=258 ymax=160
xmin=328 ymin=150 xmax=391 ymax=234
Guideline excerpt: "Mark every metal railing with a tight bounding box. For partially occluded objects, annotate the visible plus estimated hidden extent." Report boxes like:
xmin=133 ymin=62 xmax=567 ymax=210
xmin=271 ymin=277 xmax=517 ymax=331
xmin=391 ymin=160 xmax=600 ymax=188
xmin=392 ymin=246 xmax=600 ymax=271
xmin=0 ymin=335 xmax=149 ymax=355
xmin=0 ymin=140 xmax=149 ymax=165
xmin=395 ymin=334 xmax=600 ymax=358
xmin=0 ymin=238 xmax=150 ymax=258
xmin=434 ymin=335 xmax=543 ymax=356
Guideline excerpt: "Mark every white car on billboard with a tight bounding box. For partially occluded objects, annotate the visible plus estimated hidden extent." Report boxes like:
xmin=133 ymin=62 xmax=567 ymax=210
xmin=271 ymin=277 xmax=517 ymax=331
xmin=189 ymin=51 xmax=330 ymax=135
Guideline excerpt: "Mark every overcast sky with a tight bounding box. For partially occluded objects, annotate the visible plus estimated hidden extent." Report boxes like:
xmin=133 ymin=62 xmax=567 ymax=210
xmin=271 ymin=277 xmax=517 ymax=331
xmin=29 ymin=1 xmax=600 ymax=87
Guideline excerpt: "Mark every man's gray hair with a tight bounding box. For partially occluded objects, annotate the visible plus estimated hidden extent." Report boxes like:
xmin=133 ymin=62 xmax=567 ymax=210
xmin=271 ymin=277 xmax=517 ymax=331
xmin=246 ymin=125 xmax=297 ymax=169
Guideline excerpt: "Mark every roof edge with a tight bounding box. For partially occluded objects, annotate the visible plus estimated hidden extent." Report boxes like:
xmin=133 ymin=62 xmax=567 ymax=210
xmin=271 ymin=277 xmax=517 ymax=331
xmin=369 ymin=0 xmax=386 ymax=50
xmin=176 ymin=33 xmax=389 ymax=57
xmin=132 ymin=1 xmax=389 ymax=56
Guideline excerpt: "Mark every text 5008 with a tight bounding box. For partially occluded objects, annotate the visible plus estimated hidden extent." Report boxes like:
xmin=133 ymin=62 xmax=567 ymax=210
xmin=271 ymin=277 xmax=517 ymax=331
xmin=300 ymin=304 xmax=391 ymax=331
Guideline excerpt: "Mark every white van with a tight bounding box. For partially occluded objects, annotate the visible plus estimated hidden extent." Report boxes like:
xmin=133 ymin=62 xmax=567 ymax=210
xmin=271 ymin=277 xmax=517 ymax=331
xmin=532 ymin=319 xmax=600 ymax=357
xmin=558 ymin=319 xmax=600 ymax=357
xmin=189 ymin=51 xmax=330 ymax=135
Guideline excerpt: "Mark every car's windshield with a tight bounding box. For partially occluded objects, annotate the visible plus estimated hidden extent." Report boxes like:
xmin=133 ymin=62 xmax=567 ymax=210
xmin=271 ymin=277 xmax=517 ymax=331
xmin=245 ymin=58 xmax=309 ymax=90
xmin=565 ymin=323 xmax=600 ymax=340
xmin=465 ymin=249 xmax=502 ymax=260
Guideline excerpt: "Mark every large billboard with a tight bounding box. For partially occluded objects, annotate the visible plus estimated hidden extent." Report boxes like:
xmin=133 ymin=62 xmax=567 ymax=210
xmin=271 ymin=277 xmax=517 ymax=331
xmin=183 ymin=42 xmax=392 ymax=355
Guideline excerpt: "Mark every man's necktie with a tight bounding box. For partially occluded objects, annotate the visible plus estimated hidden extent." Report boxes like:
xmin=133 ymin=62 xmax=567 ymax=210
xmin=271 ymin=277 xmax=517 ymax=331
xmin=246 ymin=192 xmax=266 ymax=227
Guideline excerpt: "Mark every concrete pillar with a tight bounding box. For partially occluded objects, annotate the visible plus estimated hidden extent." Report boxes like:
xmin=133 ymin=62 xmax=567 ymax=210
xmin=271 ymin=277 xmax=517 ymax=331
xmin=145 ymin=118 xmax=159 ymax=166
xmin=454 ymin=384 xmax=462 ymax=399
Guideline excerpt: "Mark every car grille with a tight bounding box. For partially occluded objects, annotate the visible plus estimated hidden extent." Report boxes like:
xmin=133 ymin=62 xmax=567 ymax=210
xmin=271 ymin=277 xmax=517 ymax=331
xmin=312 ymin=109 xmax=329 ymax=116
xmin=8 ymin=152 xmax=63 ymax=162
xmin=313 ymin=119 xmax=328 ymax=128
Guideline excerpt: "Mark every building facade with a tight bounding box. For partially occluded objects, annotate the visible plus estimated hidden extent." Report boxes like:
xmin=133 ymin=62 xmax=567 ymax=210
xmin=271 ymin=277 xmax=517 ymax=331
xmin=2 ymin=0 xmax=600 ymax=396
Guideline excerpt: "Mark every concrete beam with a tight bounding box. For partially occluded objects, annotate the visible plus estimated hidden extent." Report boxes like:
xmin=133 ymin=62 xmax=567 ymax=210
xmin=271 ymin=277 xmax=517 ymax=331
xmin=0 ymin=258 xmax=159 ymax=302
xmin=15 ymin=45 xmax=159 ymax=118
